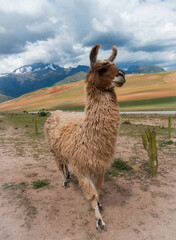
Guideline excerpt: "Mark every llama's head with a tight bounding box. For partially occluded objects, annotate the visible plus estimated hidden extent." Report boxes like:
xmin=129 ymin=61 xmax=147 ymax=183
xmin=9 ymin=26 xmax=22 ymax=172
xmin=88 ymin=44 xmax=126 ymax=90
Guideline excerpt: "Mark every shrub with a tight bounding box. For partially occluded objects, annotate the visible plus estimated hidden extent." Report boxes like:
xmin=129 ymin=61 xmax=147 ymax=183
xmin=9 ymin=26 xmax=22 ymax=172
xmin=159 ymin=139 xmax=173 ymax=147
xmin=32 ymin=179 xmax=49 ymax=189
xmin=112 ymin=158 xmax=133 ymax=171
xmin=38 ymin=111 xmax=48 ymax=117
xmin=122 ymin=120 xmax=131 ymax=125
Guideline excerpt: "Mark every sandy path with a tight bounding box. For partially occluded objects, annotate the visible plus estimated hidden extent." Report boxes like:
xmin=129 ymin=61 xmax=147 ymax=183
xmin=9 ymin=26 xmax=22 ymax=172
xmin=0 ymin=124 xmax=176 ymax=240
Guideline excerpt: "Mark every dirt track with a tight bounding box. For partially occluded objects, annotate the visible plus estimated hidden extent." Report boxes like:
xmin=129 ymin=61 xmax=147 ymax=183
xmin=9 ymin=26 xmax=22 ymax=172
xmin=0 ymin=116 xmax=176 ymax=240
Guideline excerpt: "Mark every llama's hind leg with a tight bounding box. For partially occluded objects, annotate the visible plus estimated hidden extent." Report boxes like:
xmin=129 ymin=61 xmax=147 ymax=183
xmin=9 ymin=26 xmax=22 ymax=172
xmin=65 ymin=164 xmax=71 ymax=180
xmin=55 ymin=158 xmax=68 ymax=188
xmin=79 ymin=176 xmax=107 ymax=232
xmin=61 ymin=164 xmax=69 ymax=188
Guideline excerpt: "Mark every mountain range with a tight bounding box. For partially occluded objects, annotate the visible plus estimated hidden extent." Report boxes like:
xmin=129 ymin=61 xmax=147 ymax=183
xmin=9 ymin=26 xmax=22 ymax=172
xmin=126 ymin=65 xmax=165 ymax=74
xmin=0 ymin=62 xmax=165 ymax=102
xmin=0 ymin=63 xmax=89 ymax=99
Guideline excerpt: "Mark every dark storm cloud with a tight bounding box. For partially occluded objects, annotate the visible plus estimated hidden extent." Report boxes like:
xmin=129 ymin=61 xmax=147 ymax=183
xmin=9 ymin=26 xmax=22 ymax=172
xmin=0 ymin=11 xmax=55 ymax=54
xmin=129 ymin=40 xmax=176 ymax=53
xmin=82 ymin=31 xmax=131 ymax=50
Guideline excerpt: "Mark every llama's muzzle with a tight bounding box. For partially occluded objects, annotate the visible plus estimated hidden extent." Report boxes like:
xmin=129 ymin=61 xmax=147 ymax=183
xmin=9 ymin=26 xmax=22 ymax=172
xmin=112 ymin=70 xmax=126 ymax=87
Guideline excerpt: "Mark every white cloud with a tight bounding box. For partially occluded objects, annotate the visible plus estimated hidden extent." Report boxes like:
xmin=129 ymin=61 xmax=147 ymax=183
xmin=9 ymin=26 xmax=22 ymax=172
xmin=0 ymin=0 xmax=176 ymax=73
xmin=0 ymin=26 xmax=6 ymax=33
xmin=0 ymin=0 xmax=49 ymax=16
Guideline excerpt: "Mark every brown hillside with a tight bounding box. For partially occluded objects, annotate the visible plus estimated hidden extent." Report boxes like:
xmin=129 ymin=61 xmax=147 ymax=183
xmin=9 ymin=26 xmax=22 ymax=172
xmin=0 ymin=71 xmax=176 ymax=112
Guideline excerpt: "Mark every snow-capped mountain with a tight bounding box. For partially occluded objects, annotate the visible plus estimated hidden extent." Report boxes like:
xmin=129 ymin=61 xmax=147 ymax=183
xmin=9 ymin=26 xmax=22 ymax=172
xmin=0 ymin=63 xmax=89 ymax=98
xmin=0 ymin=73 xmax=8 ymax=78
xmin=12 ymin=63 xmax=67 ymax=74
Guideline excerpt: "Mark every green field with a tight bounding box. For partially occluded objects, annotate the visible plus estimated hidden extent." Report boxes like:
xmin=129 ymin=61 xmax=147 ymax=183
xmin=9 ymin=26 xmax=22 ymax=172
xmin=119 ymin=96 xmax=176 ymax=111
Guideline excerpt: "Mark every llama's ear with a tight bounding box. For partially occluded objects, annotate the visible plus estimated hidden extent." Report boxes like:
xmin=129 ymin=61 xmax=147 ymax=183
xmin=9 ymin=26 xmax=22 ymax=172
xmin=90 ymin=45 xmax=101 ymax=68
xmin=107 ymin=46 xmax=118 ymax=62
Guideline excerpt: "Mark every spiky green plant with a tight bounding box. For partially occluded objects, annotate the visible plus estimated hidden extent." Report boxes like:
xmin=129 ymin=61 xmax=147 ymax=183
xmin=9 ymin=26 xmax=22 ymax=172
xmin=168 ymin=116 xmax=171 ymax=139
xmin=141 ymin=128 xmax=158 ymax=176
xmin=35 ymin=118 xmax=38 ymax=135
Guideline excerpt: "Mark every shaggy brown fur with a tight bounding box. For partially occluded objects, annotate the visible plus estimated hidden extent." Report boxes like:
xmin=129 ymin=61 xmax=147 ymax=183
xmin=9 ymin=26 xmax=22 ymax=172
xmin=44 ymin=45 xmax=126 ymax=231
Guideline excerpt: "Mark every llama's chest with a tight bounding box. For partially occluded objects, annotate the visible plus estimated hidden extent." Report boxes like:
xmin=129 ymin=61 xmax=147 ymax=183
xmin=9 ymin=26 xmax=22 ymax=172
xmin=71 ymin=148 xmax=114 ymax=176
xmin=70 ymin=135 xmax=117 ymax=174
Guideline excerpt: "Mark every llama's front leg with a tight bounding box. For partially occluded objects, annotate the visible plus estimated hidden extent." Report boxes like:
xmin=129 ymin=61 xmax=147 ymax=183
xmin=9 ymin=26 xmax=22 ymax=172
xmin=79 ymin=176 xmax=107 ymax=232
xmin=95 ymin=173 xmax=105 ymax=211
xmin=92 ymin=200 xmax=107 ymax=232
xmin=95 ymin=173 xmax=104 ymax=190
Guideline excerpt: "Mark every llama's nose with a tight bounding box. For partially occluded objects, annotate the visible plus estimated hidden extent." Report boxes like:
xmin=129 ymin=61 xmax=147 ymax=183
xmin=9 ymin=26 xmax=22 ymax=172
xmin=116 ymin=69 xmax=125 ymax=78
xmin=116 ymin=70 xmax=126 ymax=84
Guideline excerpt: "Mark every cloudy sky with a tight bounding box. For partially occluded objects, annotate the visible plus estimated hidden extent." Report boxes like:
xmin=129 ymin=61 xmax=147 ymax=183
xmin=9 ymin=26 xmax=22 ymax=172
xmin=0 ymin=0 xmax=176 ymax=73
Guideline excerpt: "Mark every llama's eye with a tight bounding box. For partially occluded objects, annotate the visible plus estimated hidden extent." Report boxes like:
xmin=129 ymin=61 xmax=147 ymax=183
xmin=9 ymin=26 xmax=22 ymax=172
xmin=98 ymin=68 xmax=107 ymax=75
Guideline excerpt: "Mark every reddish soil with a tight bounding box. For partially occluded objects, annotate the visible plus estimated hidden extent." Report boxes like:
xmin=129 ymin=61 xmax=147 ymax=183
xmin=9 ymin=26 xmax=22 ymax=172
xmin=118 ymin=87 xmax=176 ymax=102
xmin=163 ymin=72 xmax=176 ymax=83
xmin=0 ymin=118 xmax=176 ymax=240
xmin=0 ymin=85 xmax=72 ymax=111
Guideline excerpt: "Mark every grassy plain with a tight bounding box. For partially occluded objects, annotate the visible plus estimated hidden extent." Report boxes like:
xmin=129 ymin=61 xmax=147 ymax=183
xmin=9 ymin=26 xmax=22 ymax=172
xmin=0 ymin=112 xmax=176 ymax=239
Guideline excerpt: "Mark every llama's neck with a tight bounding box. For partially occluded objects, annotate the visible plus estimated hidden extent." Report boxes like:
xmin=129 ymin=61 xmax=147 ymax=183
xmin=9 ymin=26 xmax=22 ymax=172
xmin=85 ymin=83 xmax=120 ymax=130
xmin=84 ymin=83 xmax=120 ymax=159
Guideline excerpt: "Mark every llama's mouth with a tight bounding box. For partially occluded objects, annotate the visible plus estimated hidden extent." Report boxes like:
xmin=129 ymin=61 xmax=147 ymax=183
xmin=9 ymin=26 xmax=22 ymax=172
xmin=112 ymin=69 xmax=126 ymax=87
xmin=115 ymin=82 xmax=124 ymax=87
xmin=112 ymin=75 xmax=126 ymax=87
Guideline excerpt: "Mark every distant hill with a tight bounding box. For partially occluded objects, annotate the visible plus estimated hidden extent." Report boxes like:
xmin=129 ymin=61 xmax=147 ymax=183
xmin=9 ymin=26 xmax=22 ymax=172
xmin=0 ymin=62 xmax=165 ymax=102
xmin=0 ymin=94 xmax=13 ymax=103
xmin=0 ymin=63 xmax=89 ymax=99
xmin=53 ymin=71 xmax=87 ymax=86
xmin=127 ymin=65 xmax=165 ymax=74
xmin=0 ymin=70 xmax=175 ymax=112
xmin=68 ymin=65 xmax=89 ymax=75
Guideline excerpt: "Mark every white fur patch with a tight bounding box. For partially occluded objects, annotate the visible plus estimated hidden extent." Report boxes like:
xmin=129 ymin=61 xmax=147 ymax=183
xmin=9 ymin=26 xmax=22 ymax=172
xmin=114 ymin=76 xmax=125 ymax=84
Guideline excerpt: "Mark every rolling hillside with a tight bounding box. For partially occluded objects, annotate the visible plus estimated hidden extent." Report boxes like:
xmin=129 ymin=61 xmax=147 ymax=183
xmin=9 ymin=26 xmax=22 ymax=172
xmin=126 ymin=65 xmax=165 ymax=74
xmin=0 ymin=70 xmax=175 ymax=112
xmin=0 ymin=94 xmax=13 ymax=103
xmin=53 ymin=71 xmax=87 ymax=86
xmin=0 ymin=63 xmax=164 ymax=101
xmin=0 ymin=63 xmax=89 ymax=98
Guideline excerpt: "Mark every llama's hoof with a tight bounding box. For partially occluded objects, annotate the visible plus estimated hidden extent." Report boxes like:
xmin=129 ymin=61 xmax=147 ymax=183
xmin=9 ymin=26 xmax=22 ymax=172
xmin=62 ymin=181 xmax=68 ymax=188
xmin=98 ymin=202 xmax=103 ymax=211
xmin=96 ymin=219 xmax=107 ymax=232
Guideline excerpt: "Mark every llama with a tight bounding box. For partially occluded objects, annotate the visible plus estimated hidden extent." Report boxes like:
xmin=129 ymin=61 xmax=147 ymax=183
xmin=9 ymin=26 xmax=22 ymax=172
xmin=45 ymin=44 xmax=126 ymax=231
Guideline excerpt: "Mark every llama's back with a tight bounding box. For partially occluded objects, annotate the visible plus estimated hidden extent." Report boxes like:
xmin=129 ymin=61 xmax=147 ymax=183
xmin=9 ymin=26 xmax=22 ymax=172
xmin=44 ymin=110 xmax=60 ymax=142
xmin=44 ymin=110 xmax=84 ymax=154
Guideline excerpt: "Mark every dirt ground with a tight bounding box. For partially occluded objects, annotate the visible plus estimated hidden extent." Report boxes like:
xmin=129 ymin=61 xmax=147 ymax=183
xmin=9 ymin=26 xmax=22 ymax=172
xmin=0 ymin=114 xmax=176 ymax=240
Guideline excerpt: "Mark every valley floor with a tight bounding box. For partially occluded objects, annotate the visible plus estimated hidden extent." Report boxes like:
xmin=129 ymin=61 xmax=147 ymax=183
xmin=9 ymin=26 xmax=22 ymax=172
xmin=0 ymin=114 xmax=176 ymax=240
